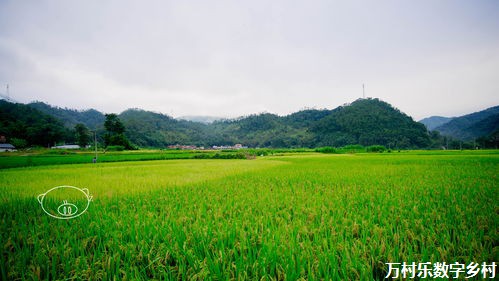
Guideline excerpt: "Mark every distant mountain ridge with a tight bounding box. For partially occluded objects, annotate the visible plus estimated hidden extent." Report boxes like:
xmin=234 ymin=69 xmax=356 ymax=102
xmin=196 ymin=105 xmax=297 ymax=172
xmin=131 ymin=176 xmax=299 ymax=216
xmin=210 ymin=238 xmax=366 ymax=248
xmin=419 ymin=116 xmax=454 ymax=131
xmin=119 ymin=109 xmax=208 ymax=147
xmin=432 ymin=106 xmax=499 ymax=141
xmin=29 ymin=101 xmax=105 ymax=130
xmin=5 ymin=98 xmax=495 ymax=148
xmin=104 ymin=98 xmax=431 ymax=148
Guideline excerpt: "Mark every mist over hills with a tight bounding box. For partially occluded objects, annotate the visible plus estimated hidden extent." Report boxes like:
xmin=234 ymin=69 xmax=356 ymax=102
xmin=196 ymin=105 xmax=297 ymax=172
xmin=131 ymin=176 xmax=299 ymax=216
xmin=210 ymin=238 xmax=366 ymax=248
xmin=1 ymin=98 xmax=497 ymax=149
xmin=178 ymin=116 xmax=224 ymax=124
xmin=419 ymin=116 xmax=455 ymax=131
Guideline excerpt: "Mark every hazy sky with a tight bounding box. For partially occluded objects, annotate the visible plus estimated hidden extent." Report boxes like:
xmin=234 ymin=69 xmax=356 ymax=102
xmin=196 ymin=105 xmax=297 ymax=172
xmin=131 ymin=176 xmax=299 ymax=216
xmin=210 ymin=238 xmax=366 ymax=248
xmin=1 ymin=0 xmax=498 ymax=120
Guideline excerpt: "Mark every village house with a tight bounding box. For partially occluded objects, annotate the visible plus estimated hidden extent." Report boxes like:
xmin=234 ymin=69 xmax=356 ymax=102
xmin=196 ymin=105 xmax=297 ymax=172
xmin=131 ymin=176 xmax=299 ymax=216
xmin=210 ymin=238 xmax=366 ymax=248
xmin=51 ymin=144 xmax=81 ymax=149
xmin=0 ymin=143 xmax=16 ymax=152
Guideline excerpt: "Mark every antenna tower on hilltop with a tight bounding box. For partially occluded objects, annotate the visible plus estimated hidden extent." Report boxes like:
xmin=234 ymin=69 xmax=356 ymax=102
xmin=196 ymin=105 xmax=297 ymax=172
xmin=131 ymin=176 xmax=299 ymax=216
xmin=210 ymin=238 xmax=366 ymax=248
xmin=0 ymin=84 xmax=19 ymax=103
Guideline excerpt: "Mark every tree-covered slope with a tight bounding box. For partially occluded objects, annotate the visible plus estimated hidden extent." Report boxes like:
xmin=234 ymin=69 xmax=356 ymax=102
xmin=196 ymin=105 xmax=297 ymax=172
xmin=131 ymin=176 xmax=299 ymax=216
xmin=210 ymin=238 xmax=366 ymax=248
xmin=7 ymin=98 xmax=451 ymax=149
xmin=119 ymin=109 xmax=210 ymax=147
xmin=29 ymin=102 xmax=105 ymax=130
xmin=0 ymin=100 xmax=69 ymax=147
xmin=283 ymin=109 xmax=332 ymax=128
xmin=211 ymin=113 xmax=313 ymax=147
xmin=434 ymin=106 xmax=499 ymax=141
xmin=311 ymin=98 xmax=431 ymax=148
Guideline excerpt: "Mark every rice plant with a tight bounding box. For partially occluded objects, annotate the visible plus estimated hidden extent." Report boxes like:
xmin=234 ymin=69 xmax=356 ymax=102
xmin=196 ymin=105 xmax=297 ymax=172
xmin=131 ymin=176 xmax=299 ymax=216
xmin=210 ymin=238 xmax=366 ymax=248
xmin=0 ymin=151 xmax=497 ymax=280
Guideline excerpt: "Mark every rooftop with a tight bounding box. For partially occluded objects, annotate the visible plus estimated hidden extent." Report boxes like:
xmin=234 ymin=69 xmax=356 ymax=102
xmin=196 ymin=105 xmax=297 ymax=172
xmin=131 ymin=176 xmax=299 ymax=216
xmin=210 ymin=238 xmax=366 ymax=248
xmin=0 ymin=143 xmax=15 ymax=149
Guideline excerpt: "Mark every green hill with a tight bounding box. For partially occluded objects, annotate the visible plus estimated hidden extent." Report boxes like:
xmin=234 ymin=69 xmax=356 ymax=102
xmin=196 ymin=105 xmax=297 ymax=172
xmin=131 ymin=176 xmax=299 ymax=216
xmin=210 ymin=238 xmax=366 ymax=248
xmin=210 ymin=113 xmax=311 ymax=147
xmin=0 ymin=100 xmax=69 ymax=147
xmin=311 ymin=98 xmax=430 ymax=148
xmin=29 ymin=101 xmax=105 ymax=130
xmin=118 ymin=109 xmax=209 ymax=147
xmin=434 ymin=106 xmax=499 ymax=141
xmin=3 ymin=98 xmax=442 ymax=149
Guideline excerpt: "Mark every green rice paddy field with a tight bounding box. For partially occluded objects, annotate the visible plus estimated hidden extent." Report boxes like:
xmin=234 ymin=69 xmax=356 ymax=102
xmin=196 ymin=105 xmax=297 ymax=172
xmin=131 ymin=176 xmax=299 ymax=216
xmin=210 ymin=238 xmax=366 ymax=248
xmin=0 ymin=151 xmax=498 ymax=280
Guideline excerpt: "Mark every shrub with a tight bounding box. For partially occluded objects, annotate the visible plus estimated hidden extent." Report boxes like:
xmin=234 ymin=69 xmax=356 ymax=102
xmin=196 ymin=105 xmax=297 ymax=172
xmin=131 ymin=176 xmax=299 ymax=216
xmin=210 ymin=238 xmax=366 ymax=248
xmin=193 ymin=153 xmax=211 ymax=159
xmin=366 ymin=145 xmax=386 ymax=153
xmin=107 ymin=145 xmax=125 ymax=151
xmin=212 ymin=152 xmax=246 ymax=159
xmin=340 ymin=144 xmax=365 ymax=153
xmin=342 ymin=144 xmax=364 ymax=150
xmin=9 ymin=138 xmax=28 ymax=149
xmin=193 ymin=152 xmax=247 ymax=159
xmin=315 ymin=146 xmax=338 ymax=154
xmin=245 ymin=149 xmax=271 ymax=157
xmin=46 ymin=149 xmax=76 ymax=155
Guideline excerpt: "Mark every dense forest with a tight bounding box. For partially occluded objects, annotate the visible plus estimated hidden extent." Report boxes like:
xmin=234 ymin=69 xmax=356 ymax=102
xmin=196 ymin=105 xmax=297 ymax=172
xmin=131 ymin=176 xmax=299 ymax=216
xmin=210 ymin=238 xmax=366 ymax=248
xmin=432 ymin=106 xmax=499 ymax=141
xmin=0 ymin=100 xmax=69 ymax=148
xmin=116 ymin=99 xmax=433 ymax=148
xmin=1 ymin=98 xmax=497 ymax=149
xmin=29 ymin=101 xmax=105 ymax=130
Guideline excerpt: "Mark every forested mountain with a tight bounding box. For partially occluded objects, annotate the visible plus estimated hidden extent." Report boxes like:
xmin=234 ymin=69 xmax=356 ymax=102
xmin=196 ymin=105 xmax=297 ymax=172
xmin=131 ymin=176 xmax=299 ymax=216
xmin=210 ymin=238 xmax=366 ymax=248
xmin=210 ymin=113 xmax=312 ymax=147
xmin=115 ymin=99 xmax=431 ymax=148
xmin=419 ymin=116 xmax=454 ymax=130
xmin=6 ymin=98 xmax=496 ymax=149
xmin=283 ymin=109 xmax=333 ymax=128
xmin=29 ymin=102 xmax=105 ymax=129
xmin=310 ymin=99 xmax=430 ymax=148
xmin=433 ymin=106 xmax=499 ymax=141
xmin=118 ymin=109 xmax=209 ymax=147
xmin=0 ymin=100 xmax=69 ymax=147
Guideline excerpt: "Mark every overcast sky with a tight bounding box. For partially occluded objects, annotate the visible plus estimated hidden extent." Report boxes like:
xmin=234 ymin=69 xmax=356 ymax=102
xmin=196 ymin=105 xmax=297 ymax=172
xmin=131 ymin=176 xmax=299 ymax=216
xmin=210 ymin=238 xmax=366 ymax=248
xmin=1 ymin=0 xmax=498 ymax=120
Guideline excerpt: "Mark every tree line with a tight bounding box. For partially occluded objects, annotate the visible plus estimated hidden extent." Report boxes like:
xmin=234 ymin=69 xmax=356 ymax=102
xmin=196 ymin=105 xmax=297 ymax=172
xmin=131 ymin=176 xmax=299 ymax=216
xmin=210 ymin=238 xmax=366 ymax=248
xmin=0 ymin=101 xmax=134 ymax=149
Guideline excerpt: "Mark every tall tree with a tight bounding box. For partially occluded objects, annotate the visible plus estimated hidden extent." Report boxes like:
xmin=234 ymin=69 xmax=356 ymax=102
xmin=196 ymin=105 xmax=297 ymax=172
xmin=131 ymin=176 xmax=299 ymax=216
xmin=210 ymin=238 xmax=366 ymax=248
xmin=103 ymin=114 xmax=133 ymax=149
xmin=74 ymin=123 xmax=90 ymax=147
xmin=104 ymin=114 xmax=125 ymax=135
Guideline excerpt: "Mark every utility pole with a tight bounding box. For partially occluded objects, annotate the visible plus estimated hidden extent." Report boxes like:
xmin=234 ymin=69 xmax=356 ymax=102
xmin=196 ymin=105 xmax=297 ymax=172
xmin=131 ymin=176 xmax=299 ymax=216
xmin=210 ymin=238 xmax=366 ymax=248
xmin=93 ymin=130 xmax=98 ymax=163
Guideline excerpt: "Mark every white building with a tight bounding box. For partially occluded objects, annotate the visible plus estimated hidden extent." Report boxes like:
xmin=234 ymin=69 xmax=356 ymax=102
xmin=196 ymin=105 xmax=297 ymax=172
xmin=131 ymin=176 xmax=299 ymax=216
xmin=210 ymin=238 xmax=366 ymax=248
xmin=0 ymin=143 xmax=16 ymax=152
xmin=51 ymin=144 xmax=81 ymax=149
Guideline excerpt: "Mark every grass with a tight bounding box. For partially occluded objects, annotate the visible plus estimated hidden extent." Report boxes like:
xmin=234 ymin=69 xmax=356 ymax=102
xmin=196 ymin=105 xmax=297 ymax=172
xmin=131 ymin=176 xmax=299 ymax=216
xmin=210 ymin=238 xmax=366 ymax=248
xmin=0 ymin=150 xmax=191 ymax=169
xmin=0 ymin=151 xmax=497 ymax=280
xmin=0 ymin=148 xmax=313 ymax=169
xmin=0 ymin=149 xmax=251 ymax=169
